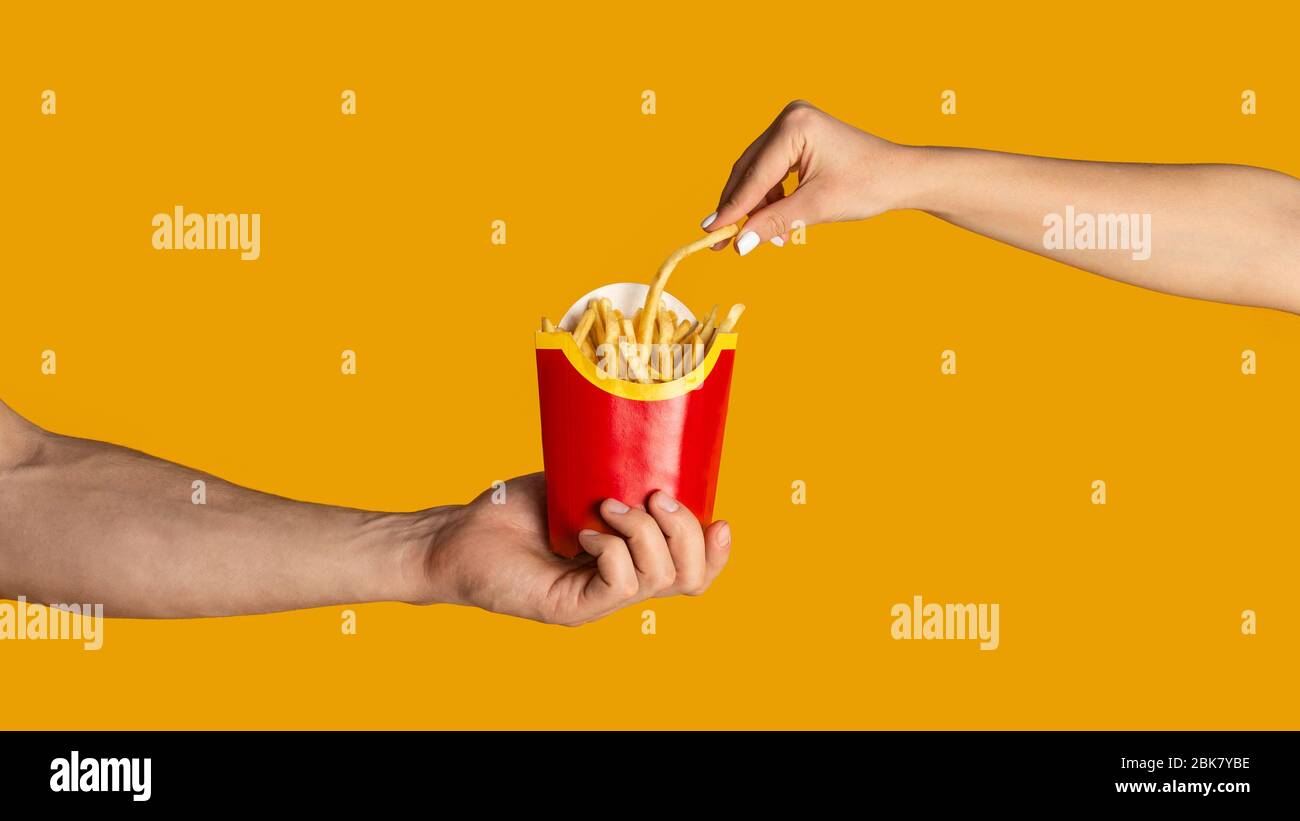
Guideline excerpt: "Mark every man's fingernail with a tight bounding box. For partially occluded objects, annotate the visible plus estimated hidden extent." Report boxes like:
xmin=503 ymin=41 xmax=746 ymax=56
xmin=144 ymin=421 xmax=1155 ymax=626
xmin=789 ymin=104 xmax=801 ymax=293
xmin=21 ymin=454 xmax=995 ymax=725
xmin=770 ymin=236 xmax=785 ymax=247
xmin=717 ymin=521 xmax=732 ymax=549
xmin=736 ymin=231 xmax=760 ymax=256
xmin=700 ymin=211 xmax=718 ymax=229
xmin=605 ymin=499 xmax=631 ymax=514
xmin=656 ymin=492 xmax=680 ymax=512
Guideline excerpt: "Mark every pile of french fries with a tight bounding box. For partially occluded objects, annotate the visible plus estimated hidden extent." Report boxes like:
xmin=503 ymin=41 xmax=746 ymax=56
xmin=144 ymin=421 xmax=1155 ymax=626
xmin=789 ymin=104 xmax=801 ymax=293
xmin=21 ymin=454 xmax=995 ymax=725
xmin=541 ymin=224 xmax=745 ymax=383
xmin=541 ymin=299 xmax=744 ymax=382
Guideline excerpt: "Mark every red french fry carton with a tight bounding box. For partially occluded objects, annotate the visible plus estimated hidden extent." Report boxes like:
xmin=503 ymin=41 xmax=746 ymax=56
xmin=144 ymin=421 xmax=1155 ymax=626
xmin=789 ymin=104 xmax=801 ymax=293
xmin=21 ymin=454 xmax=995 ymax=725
xmin=536 ymin=283 xmax=739 ymax=558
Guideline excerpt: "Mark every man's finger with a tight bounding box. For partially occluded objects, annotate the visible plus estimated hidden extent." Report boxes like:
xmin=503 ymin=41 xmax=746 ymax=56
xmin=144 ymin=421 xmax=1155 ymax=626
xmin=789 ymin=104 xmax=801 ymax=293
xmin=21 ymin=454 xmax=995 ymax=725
xmin=695 ymin=520 xmax=732 ymax=594
xmin=576 ymin=529 xmax=638 ymax=609
xmin=600 ymin=498 xmax=676 ymax=595
xmin=647 ymin=490 xmax=706 ymax=595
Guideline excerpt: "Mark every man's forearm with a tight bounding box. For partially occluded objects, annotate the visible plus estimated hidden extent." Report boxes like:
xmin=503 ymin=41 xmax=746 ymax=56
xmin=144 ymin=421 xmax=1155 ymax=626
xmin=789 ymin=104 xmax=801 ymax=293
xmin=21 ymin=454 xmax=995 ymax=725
xmin=0 ymin=405 xmax=444 ymax=618
xmin=902 ymin=146 xmax=1300 ymax=313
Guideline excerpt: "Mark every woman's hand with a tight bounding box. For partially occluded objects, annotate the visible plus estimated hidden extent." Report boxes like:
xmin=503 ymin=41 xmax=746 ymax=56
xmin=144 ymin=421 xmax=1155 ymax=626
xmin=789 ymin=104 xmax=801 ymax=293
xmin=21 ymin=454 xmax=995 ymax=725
xmin=416 ymin=474 xmax=733 ymax=626
xmin=701 ymin=100 xmax=912 ymax=254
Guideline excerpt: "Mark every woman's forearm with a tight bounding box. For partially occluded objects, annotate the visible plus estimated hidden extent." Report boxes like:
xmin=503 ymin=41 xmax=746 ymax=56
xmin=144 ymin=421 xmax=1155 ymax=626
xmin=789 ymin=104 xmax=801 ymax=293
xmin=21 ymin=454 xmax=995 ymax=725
xmin=0 ymin=407 xmax=440 ymax=618
xmin=702 ymin=102 xmax=1300 ymax=314
xmin=903 ymin=146 xmax=1300 ymax=312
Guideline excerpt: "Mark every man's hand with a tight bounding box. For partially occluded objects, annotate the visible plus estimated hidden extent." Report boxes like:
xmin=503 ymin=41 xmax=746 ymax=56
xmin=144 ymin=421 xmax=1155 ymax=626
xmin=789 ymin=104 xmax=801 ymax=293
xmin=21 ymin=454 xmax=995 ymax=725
xmin=417 ymin=474 xmax=732 ymax=626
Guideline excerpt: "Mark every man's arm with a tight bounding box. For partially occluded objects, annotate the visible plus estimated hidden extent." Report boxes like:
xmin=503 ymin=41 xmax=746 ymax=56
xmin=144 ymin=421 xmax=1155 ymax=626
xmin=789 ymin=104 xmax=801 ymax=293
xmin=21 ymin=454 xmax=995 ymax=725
xmin=0 ymin=400 xmax=731 ymax=624
xmin=0 ymin=399 xmax=434 ymax=617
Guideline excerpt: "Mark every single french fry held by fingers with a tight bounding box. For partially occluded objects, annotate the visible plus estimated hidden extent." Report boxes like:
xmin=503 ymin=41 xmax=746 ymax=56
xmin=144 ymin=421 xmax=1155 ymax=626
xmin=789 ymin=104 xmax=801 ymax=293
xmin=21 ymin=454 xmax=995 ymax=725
xmin=637 ymin=224 xmax=740 ymax=352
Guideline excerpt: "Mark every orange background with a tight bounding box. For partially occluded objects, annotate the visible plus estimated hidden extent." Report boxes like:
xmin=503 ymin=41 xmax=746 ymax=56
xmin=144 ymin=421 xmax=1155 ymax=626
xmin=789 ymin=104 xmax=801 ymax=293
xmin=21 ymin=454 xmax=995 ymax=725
xmin=1 ymin=1 xmax=1296 ymax=728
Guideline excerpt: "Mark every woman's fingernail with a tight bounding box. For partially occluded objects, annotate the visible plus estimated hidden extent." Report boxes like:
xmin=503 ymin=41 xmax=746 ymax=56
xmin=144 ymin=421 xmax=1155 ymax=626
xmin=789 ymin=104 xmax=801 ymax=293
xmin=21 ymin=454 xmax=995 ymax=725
xmin=717 ymin=521 xmax=732 ymax=549
xmin=770 ymin=236 xmax=785 ymax=247
xmin=656 ymin=492 xmax=680 ymax=512
xmin=700 ymin=211 xmax=718 ymax=229
xmin=578 ymin=529 xmax=600 ymax=544
xmin=604 ymin=499 xmax=631 ymax=514
xmin=736 ymin=231 xmax=760 ymax=256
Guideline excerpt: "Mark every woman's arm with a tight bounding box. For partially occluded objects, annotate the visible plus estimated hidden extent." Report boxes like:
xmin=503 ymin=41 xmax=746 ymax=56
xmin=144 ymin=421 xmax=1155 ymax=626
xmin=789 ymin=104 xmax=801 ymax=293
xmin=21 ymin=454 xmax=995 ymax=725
xmin=703 ymin=101 xmax=1300 ymax=313
xmin=0 ymin=400 xmax=730 ymax=624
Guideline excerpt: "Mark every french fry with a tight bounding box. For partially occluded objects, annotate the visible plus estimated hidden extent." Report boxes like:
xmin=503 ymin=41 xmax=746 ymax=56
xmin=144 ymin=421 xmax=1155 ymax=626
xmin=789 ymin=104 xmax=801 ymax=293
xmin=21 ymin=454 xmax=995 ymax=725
xmin=656 ymin=312 xmax=674 ymax=381
xmin=717 ymin=303 xmax=745 ymax=333
xmin=572 ymin=306 xmax=596 ymax=348
xmin=672 ymin=319 xmax=697 ymax=344
xmin=638 ymin=224 xmax=740 ymax=352
xmin=599 ymin=298 xmax=616 ymax=340
xmin=580 ymin=337 xmax=597 ymax=363
xmin=697 ymin=304 xmax=719 ymax=348
xmin=602 ymin=307 xmax=619 ymax=343
xmin=621 ymin=336 xmax=648 ymax=382
xmin=541 ymin=316 xmax=557 ymax=333
xmin=588 ymin=298 xmax=605 ymax=341
xmin=595 ymin=341 xmax=616 ymax=378
xmin=690 ymin=332 xmax=704 ymax=374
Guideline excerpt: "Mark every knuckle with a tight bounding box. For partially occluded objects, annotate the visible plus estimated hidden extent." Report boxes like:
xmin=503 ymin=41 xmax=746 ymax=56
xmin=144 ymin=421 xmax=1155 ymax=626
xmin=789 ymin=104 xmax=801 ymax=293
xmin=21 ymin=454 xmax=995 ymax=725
xmin=764 ymin=211 xmax=790 ymax=238
xmin=783 ymin=99 xmax=814 ymax=118
xmin=656 ymin=565 xmax=678 ymax=591
xmin=676 ymin=572 xmax=704 ymax=594
xmin=780 ymin=101 xmax=819 ymax=132
xmin=618 ymin=578 xmax=640 ymax=599
xmin=629 ymin=508 xmax=659 ymax=535
xmin=686 ymin=579 xmax=712 ymax=597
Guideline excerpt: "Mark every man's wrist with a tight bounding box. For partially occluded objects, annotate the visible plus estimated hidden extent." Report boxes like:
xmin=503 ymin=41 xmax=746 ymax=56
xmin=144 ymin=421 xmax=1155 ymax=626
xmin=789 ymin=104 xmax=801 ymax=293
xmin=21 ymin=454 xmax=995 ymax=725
xmin=367 ymin=505 xmax=459 ymax=607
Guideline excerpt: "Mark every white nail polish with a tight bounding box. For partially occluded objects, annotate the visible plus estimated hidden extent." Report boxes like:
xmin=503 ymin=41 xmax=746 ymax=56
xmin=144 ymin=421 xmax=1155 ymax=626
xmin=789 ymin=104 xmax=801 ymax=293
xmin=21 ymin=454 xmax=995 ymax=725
xmin=700 ymin=212 xmax=717 ymax=229
xmin=736 ymin=231 xmax=760 ymax=256
xmin=770 ymin=236 xmax=785 ymax=247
